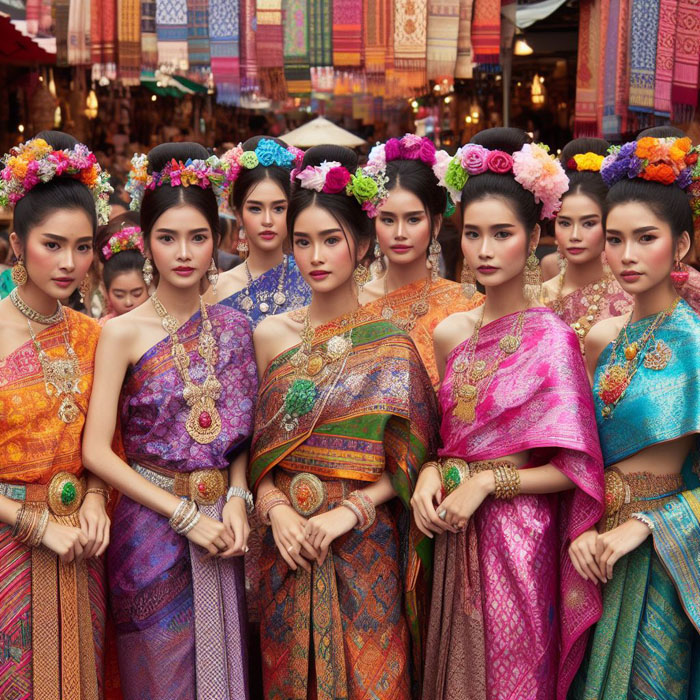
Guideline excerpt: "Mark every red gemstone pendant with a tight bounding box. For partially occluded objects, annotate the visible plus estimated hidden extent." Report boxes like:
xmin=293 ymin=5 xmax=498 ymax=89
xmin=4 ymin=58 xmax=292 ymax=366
xmin=199 ymin=411 xmax=212 ymax=428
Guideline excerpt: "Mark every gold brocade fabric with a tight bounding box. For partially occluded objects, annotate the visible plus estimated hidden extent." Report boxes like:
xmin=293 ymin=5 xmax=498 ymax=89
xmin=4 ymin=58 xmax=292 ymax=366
xmin=363 ymin=277 xmax=484 ymax=388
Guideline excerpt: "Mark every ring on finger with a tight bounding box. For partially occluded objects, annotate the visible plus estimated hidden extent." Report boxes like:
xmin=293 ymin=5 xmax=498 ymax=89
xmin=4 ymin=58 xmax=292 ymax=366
xmin=438 ymin=509 xmax=447 ymax=521
xmin=287 ymin=545 xmax=295 ymax=552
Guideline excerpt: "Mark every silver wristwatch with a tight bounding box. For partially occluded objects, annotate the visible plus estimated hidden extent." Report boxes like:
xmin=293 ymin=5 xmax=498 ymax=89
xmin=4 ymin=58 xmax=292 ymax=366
xmin=226 ymin=486 xmax=254 ymax=514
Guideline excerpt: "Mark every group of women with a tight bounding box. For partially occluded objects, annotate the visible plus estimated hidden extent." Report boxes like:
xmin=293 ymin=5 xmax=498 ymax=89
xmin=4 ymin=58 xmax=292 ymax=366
xmin=0 ymin=122 xmax=698 ymax=700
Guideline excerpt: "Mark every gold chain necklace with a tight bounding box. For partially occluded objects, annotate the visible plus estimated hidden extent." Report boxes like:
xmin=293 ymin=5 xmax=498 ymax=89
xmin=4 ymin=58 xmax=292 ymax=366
xmin=151 ymin=293 xmax=223 ymax=444
xmin=597 ymin=297 xmax=678 ymax=418
xmin=451 ymin=307 xmax=526 ymax=423
xmin=240 ymin=256 xmax=288 ymax=315
xmin=10 ymin=288 xmax=63 ymax=325
xmin=25 ymin=312 xmax=82 ymax=424
xmin=380 ymin=275 xmax=431 ymax=332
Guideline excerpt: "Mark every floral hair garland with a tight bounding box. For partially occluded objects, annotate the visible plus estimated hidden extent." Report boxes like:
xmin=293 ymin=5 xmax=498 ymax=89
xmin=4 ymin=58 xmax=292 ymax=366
xmin=442 ymin=142 xmax=569 ymax=220
xmin=294 ymin=160 xmax=388 ymax=218
xmin=363 ymin=134 xmax=455 ymax=215
xmin=126 ymin=153 xmax=236 ymax=211
xmin=221 ymin=139 xmax=304 ymax=183
xmin=0 ymin=138 xmax=113 ymax=225
xmin=565 ymin=152 xmax=605 ymax=172
xmin=102 ymin=225 xmax=144 ymax=261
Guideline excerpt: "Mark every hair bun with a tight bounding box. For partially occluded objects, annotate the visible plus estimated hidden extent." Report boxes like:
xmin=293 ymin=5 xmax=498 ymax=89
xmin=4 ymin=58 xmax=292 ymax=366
xmin=470 ymin=127 xmax=531 ymax=156
xmin=147 ymin=142 xmax=211 ymax=173
xmin=301 ymin=145 xmax=358 ymax=173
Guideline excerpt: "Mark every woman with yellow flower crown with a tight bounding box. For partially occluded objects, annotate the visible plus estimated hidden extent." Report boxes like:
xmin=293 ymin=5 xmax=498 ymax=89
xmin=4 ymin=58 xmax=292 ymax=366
xmin=541 ymin=138 xmax=633 ymax=352
xmin=0 ymin=131 xmax=112 ymax=698
xmin=249 ymin=145 xmax=438 ymax=699
xmin=570 ymin=135 xmax=700 ymax=699
xmin=82 ymin=142 xmax=257 ymax=699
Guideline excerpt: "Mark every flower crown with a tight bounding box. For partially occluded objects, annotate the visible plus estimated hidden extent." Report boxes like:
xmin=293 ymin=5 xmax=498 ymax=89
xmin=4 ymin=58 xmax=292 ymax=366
xmin=364 ymin=134 xmax=455 ymax=215
xmin=0 ymin=138 xmax=113 ymax=225
xmin=126 ymin=153 xmax=235 ymax=211
xmin=294 ymin=160 xmax=388 ymax=218
xmin=222 ymin=139 xmax=304 ymax=184
xmin=442 ymin=142 xmax=569 ymax=219
xmin=102 ymin=225 xmax=144 ymax=261
xmin=565 ymin=152 xmax=605 ymax=173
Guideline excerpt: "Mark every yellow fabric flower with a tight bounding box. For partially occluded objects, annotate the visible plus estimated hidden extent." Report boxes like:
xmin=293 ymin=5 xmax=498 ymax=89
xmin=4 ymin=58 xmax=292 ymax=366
xmin=573 ymin=152 xmax=604 ymax=172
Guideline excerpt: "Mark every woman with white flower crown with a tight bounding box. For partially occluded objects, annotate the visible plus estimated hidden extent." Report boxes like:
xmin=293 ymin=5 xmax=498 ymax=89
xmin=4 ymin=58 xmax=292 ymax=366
xmin=359 ymin=134 xmax=484 ymax=389
xmin=250 ymin=144 xmax=438 ymax=699
xmin=414 ymin=128 xmax=605 ymax=700
xmin=207 ymin=136 xmax=310 ymax=327
xmin=82 ymin=142 xmax=257 ymax=699
xmin=0 ymin=131 xmax=113 ymax=698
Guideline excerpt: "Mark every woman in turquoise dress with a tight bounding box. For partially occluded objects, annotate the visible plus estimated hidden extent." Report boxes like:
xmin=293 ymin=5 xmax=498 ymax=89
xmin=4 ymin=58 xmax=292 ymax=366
xmin=209 ymin=136 xmax=310 ymax=328
xmin=570 ymin=136 xmax=700 ymax=699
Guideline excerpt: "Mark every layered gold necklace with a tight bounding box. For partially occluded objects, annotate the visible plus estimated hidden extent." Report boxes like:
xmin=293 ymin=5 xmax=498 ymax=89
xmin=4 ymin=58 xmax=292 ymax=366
xmin=151 ymin=293 xmax=222 ymax=443
xmin=451 ymin=308 xmax=526 ymax=423
xmin=10 ymin=288 xmax=81 ymax=423
xmin=380 ymin=275 xmax=431 ymax=332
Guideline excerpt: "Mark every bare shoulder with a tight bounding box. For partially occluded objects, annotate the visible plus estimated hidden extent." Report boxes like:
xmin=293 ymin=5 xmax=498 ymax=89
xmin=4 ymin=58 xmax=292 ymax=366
xmin=585 ymin=313 xmax=628 ymax=369
xmin=541 ymin=276 xmax=558 ymax=303
xmin=541 ymin=252 xmax=560 ymax=282
xmin=434 ymin=307 xmax=481 ymax=356
xmin=210 ymin=264 xmax=247 ymax=300
xmin=254 ymin=311 xmax=301 ymax=368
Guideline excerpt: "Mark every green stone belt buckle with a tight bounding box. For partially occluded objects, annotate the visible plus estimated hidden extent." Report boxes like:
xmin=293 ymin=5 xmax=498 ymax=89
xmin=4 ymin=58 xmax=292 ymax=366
xmin=47 ymin=471 xmax=85 ymax=517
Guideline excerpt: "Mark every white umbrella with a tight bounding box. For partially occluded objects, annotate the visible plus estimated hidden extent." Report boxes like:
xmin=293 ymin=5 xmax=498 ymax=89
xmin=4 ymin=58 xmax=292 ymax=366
xmin=281 ymin=117 xmax=366 ymax=148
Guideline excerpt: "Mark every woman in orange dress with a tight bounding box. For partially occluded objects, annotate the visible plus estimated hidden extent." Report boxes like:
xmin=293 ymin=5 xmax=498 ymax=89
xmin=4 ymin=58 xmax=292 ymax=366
xmin=360 ymin=134 xmax=483 ymax=388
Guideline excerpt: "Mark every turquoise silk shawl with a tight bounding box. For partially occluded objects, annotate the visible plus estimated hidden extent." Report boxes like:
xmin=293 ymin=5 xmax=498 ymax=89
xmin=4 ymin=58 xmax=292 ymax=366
xmin=593 ymin=297 xmax=700 ymax=629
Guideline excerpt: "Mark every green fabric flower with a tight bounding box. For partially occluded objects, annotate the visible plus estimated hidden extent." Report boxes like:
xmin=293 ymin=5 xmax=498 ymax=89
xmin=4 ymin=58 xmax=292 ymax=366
xmin=348 ymin=170 xmax=379 ymax=203
xmin=240 ymin=151 xmax=259 ymax=169
xmin=284 ymin=379 xmax=318 ymax=417
xmin=445 ymin=158 xmax=468 ymax=192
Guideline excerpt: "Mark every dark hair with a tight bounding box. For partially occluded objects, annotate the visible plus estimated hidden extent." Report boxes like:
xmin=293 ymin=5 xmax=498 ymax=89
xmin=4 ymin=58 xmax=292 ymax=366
xmin=287 ymin=145 xmax=372 ymax=263
xmin=13 ymin=130 xmax=98 ymax=242
xmin=231 ymin=136 xmax=293 ymax=212
xmin=385 ymin=158 xmax=446 ymax=225
xmin=461 ymin=128 xmax=541 ymax=232
xmin=636 ymin=126 xmax=687 ymax=140
xmin=606 ymin=179 xmax=693 ymax=241
xmin=95 ymin=211 xmax=145 ymax=289
xmin=559 ymin=137 xmax=610 ymax=214
xmin=139 ymin=142 xmax=220 ymax=254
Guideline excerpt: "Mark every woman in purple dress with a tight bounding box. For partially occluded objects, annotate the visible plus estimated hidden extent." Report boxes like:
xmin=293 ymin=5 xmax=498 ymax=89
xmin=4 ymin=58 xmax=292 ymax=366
xmin=83 ymin=143 xmax=257 ymax=699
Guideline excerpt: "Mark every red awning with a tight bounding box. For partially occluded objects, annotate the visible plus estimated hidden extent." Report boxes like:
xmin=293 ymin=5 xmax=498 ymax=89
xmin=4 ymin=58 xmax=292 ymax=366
xmin=0 ymin=15 xmax=55 ymax=65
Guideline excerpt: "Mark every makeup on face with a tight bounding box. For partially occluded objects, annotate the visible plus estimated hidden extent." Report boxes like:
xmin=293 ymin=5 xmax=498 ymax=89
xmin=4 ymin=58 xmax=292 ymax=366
xmin=240 ymin=178 xmax=288 ymax=252
xmin=555 ymin=193 xmax=605 ymax=265
xmin=375 ymin=187 xmax=431 ymax=266
xmin=106 ymin=269 xmax=148 ymax=315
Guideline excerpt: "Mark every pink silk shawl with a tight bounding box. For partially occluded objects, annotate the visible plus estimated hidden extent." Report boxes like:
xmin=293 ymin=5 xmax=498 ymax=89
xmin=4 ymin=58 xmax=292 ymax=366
xmin=436 ymin=308 xmax=604 ymax=699
xmin=548 ymin=277 xmax=632 ymax=328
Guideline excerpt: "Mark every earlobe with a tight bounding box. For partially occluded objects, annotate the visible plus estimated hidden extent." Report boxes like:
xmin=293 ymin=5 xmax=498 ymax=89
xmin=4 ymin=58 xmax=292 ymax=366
xmin=9 ymin=231 xmax=22 ymax=258
xmin=679 ymin=230 xmax=692 ymax=260
xmin=530 ymin=223 xmax=542 ymax=251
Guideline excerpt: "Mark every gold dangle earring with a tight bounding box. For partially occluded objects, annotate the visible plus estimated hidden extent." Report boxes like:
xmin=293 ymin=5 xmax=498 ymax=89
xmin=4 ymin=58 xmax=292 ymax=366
xmin=142 ymin=257 xmax=154 ymax=287
xmin=557 ymin=248 xmax=567 ymax=274
xmin=523 ymin=250 xmax=542 ymax=304
xmin=427 ymin=236 xmax=442 ymax=282
xmin=237 ymin=228 xmax=249 ymax=258
xmin=353 ymin=262 xmax=370 ymax=292
xmin=460 ymin=260 xmax=477 ymax=299
xmin=207 ymin=257 xmax=219 ymax=295
xmin=11 ymin=255 xmax=27 ymax=286
xmin=79 ymin=276 xmax=90 ymax=304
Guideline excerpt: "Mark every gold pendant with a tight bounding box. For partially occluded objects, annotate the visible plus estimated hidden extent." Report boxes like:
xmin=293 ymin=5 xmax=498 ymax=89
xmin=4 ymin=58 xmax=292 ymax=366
xmin=454 ymin=384 xmax=477 ymax=423
xmin=185 ymin=396 xmax=222 ymax=444
xmin=499 ymin=334 xmax=521 ymax=354
xmin=643 ymin=340 xmax=672 ymax=371
xmin=58 ymin=395 xmax=80 ymax=424
xmin=306 ymin=353 xmax=325 ymax=376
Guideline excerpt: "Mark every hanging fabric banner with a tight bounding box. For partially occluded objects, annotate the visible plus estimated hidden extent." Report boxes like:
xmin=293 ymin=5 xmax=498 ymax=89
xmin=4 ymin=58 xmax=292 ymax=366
xmin=118 ymin=0 xmax=141 ymax=84
xmin=156 ymin=0 xmax=188 ymax=71
xmin=284 ymin=0 xmax=312 ymax=95
xmin=426 ymin=0 xmax=459 ymax=81
xmin=628 ymin=0 xmax=659 ymax=111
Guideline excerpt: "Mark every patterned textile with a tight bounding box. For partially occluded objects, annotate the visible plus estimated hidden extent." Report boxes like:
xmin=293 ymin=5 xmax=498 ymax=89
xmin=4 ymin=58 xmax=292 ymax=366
xmin=250 ymin=313 xmax=438 ymax=698
xmin=470 ymin=0 xmax=499 ymax=64
xmin=599 ymin=0 xmax=629 ymax=138
xmin=310 ymin=0 xmax=333 ymax=67
xmin=219 ymin=256 xmax=310 ymax=330
xmin=240 ymin=0 xmax=258 ymax=91
xmin=364 ymin=0 xmax=393 ymax=75
xmin=141 ymin=0 xmax=158 ymax=69
xmin=0 ymin=268 xmax=15 ymax=299
xmin=394 ymin=0 xmax=428 ymax=91
xmin=654 ymin=0 xmax=678 ymax=115
xmin=680 ymin=264 xmax=700 ymax=314
xmin=671 ymin=0 xmax=700 ymax=116
xmin=362 ymin=278 xmax=483 ymax=390
xmin=426 ymin=0 xmax=460 ymax=80
xmin=256 ymin=0 xmax=286 ymax=98
xmin=118 ymin=0 xmax=142 ymax=85
xmin=424 ymin=309 xmax=605 ymax=700
xmin=541 ymin=273 xmax=632 ymax=350
xmin=156 ymin=0 xmax=188 ymax=70
xmin=210 ymin=0 xmax=240 ymax=104
xmin=574 ymin=0 xmax=601 ymax=136
xmin=454 ymin=0 xmax=474 ymax=78
xmin=110 ymin=303 xmax=257 ymax=699
xmin=0 ymin=309 xmax=105 ymax=699
xmin=628 ymin=0 xmax=660 ymax=111
xmin=593 ymin=299 xmax=700 ymax=467
xmin=283 ymin=0 xmax=311 ymax=95
xmin=67 ymin=0 xmax=91 ymax=64
xmin=91 ymin=0 xmax=117 ymax=79
xmin=55 ymin=0 xmax=70 ymax=65
xmin=186 ymin=0 xmax=210 ymax=72
xmin=333 ymin=0 xmax=362 ymax=67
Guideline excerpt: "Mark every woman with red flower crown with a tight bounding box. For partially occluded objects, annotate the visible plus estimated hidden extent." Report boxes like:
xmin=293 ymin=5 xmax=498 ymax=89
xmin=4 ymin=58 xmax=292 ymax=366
xmin=359 ymin=134 xmax=484 ymax=390
xmin=570 ymin=135 xmax=700 ymax=699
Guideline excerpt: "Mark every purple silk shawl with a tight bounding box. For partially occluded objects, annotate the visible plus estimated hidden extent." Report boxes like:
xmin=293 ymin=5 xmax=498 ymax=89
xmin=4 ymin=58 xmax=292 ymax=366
xmin=434 ymin=308 xmax=604 ymax=699
xmin=108 ymin=303 xmax=258 ymax=700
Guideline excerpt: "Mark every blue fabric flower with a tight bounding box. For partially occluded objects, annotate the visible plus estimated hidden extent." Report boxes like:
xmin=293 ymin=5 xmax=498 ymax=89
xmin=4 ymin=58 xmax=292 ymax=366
xmin=255 ymin=139 xmax=295 ymax=168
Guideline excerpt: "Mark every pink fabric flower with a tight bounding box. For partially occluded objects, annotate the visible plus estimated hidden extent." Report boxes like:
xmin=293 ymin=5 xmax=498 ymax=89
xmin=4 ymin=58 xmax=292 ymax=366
xmin=460 ymin=144 xmax=489 ymax=175
xmin=513 ymin=143 xmax=569 ymax=219
xmin=296 ymin=166 xmax=327 ymax=192
xmin=432 ymin=149 xmax=452 ymax=186
xmin=323 ymin=166 xmax=351 ymax=193
xmin=384 ymin=139 xmax=402 ymax=162
xmin=486 ymin=150 xmax=513 ymax=174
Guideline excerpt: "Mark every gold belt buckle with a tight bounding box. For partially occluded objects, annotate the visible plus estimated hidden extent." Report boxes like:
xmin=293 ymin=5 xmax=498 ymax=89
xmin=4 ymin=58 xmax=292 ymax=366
xmin=188 ymin=469 xmax=226 ymax=506
xmin=440 ymin=458 xmax=470 ymax=495
xmin=47 ymin=471 xmax=85 ymax=516
xmin=289 ymin=473 xmax=326 ymax=516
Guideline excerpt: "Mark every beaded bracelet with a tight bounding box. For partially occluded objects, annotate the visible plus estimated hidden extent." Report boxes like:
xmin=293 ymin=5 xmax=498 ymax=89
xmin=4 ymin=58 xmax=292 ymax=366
xmin=421 ymin=461 xmax=441 ymax=474
xmin=630 ymin=512 xmax=655 ymax=531
xmin=341 ymin=491 xmax=377 ymax=532
xmin=86 ymin=487 xmax=111 ymax=504
xmin=493 ymin=465 xmax=521 ymax=499
xmin=169 ymin=499 xmax=200 ymax=535
xmin=256 ymin=488 xmax=292 ymax=525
